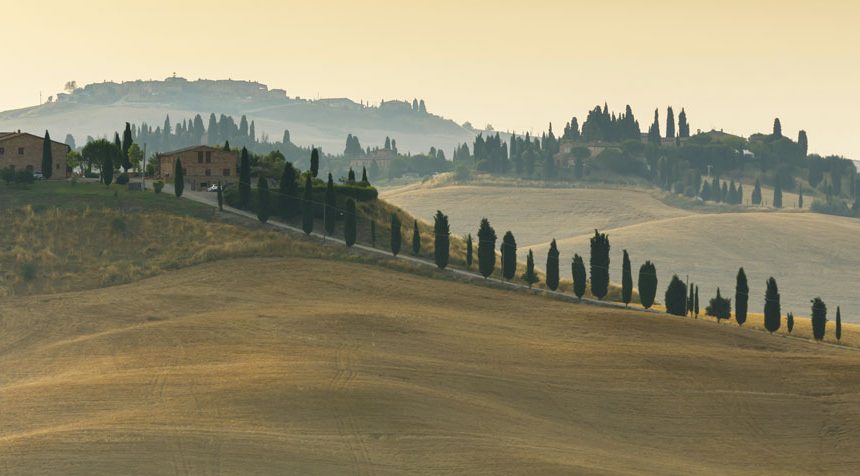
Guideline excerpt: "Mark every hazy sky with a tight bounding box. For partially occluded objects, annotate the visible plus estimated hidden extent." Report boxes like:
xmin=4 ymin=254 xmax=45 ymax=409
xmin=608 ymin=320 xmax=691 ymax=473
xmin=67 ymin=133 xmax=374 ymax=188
xmin=4 ymin=0 xmax=859 ymax=157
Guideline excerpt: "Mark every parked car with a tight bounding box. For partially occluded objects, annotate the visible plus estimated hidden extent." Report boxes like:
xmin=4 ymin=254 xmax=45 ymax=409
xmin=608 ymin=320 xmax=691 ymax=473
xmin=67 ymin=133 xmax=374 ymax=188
xmin=207 ymin=184 xmax=222 ymax=192
xmin=33 ymin=171 xmax=44 ymax=180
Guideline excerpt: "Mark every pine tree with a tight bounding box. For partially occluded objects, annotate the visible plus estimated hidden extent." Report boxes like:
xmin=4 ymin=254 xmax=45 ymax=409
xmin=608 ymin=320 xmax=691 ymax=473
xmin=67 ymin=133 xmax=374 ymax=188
xmin=465 ymin=233 xmax=473 ymax=268
xmin=411 ymin=220 xmax=421 ymax=256
xmin=735 ymin=268 xmax=749 ymax=326
xmin=836 ymin=306 xmax=842 ymax=342
xmin=390 ymin=213 xmax=402 ymax=256
xmin=501 ymin=231 xmax=517 ymax=280
xmin=572 ymin=254 xmax=587 ymax=301
xmin=121 ymin=123 xmax=133 ymax=171
xmin=239 ymin=147 xmax=251 ymax=208
xmin=41 ymin=130 xmax=53 ymax=179
xmin=787 ymin=312 xmax=794 ymax=334
xmin=324 ymin=173 xmax=336 ymax=235
xmin=546 ymin=239 xmax=560 ymax=291
xmin=524 ymin=250 xmax=539 ymax=288
xmin=174 ymin=158 xmax=184 ymax=197
xmin=302 ymin=174 xmax=314 ymax=235
xmin=344 ymin=198 xmax=357 ymax=247
xmin=638 ymin=261 xmax=657 ymax=309
xmin=621 ymin=250 xmax=632 ymax=307
xmin=773 ymin=118 xmax=782 ymax=138
xmin=310 ymin=148 xmax=320 ymax=178
xmin=665 ymin=107 xmax=675 ymax=139
xmin=589 ymin=230 xmax=610 ymax=299
xmin=256 ymin=176 xmax=270 ymax=223
xmin=752 ymin=178 xmax=762 ymax=205
xmin=764 ymin=277 xmax=781 ymax=333
xmin=665 ymin=275 xmax=687 ymax=316
xmin=477 ymin=218 xmax=497 ymax=278
xmin=278 ymin=162 xmax=299 ymax=218
xmin=434 ymin=210 xmax=450 ymax=269
xmin=773 ymin=179 xmax=783 ymax=208
xmin=811 ymin=297 xmax=827 ymax=341
xmin=217 ymin=181 xmax=224 ymax=211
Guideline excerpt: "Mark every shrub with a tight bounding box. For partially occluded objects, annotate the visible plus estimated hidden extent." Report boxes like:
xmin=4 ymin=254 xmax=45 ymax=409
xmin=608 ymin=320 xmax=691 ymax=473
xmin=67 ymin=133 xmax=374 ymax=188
xmin=15 ymin=170 xmax=35 ymax=185
xmin=116 ymin=172 xmax=130 ymax=185
xmin=153 ymin=181 xmax=164 ymax=194
xmin=706 ymin=288 xmax=732 ymax=322
xmin=18 ymin=260 xmax=37 ymax=281
xmin=111 ymin=216 xmax=127 ymax=233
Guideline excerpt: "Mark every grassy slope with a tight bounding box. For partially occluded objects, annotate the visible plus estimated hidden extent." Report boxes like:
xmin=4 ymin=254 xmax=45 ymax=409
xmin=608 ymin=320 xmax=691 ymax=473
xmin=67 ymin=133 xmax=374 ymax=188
xmin=3 ymin=257 xmax=860 ymax=474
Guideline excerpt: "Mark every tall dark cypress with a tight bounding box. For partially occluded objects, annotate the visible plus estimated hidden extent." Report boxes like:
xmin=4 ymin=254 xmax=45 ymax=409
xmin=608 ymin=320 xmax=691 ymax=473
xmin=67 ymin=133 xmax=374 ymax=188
xmin=324 ymin=173 xmax=336 ymax=235
xmin=798 ymin=189 xmax=804 ymax=208
xmin=42 ymin=130 xmax=53 ymax=179
xmin=665 ymin=275 xmax=687 ymax=316
xmin=411 ymin=220 xmax=421 ymax=256
xmin=735 ymin=268 xmax=749 ymax=326
xmin=310 ymin=148 xmax=320 ymax=178
xmin=545 ymin=239 xmax=560 ymax=291
xmin=174 ymin=158 xmax=184 ymax=197
xmin=638 ymin=261 xmax=657 ymax=309
xmin=256 ymin=176 xmax=270 ymax=223
xmin=390 ymin=213 xmax=402 ymax=256
xmin=589 ymin=230 xmax=610 ymax=299
xmin=787 ymin=313 xmax=794 ymax=334
xmin=688 ymin=282 xmax=695 ymax=317
xmin=773 ymin=179 xmax=783 ymax=209
xmin=665 ymin=107 xmax=676 ymax=139
xmin=524 ymin=250 xmax=539 ymax=288
xmin=811 ymin=297 xmax=827 ymax=341
xmin=344 ymin=198 xmax=356 ymax=247
xmin=102 ymin=152 xmax=113 ymax=186
xmin=501 ymin=231 xmax=517 ymax=280
xmin=621 ymin=250 xmax=632 ymax=307
xmin=239 ymin=147 xmax=251 ymax=209
xmin=836 ymin=306 xmax=842 ymax=342
xmin=477 ymin=218 xmax=497 ymax=279
xmin=773 ymin=118 xmax=782 ymax=138
xmin=278 ymin=162 xmax=299 ymax=218
xmin=752 ymin=178 xmax=762 ymax=205
xmin=764 ymin=277 xmax=781 ymax=333
xmin=694 ymin=285 xmax=700 ymax=317
xmin=121 ymin=123 xmax=133 ymax=171
xmin=434 ymin=210 xmax=450 ymax=269
xmin=465 ymin=233 xmax=473 ymax=268
xmin=302 ymin=174 xmax=314 ymax=235
xmin=572 ymin=254 xmax=587 ymax=301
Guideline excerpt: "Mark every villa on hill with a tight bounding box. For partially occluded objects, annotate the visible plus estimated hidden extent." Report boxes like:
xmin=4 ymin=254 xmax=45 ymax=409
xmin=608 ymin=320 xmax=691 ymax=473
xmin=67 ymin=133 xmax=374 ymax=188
xmin=157 ymin=145 xmax=238 ymax=191
xmin=0 ymin=130 xmax=70 ymax=178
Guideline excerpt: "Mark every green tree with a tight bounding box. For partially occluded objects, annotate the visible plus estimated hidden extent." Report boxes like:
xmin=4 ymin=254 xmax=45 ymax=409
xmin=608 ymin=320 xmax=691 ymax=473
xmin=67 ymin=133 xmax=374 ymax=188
xmin=310 ymin=148 xmax=320 ymax=178
xmin=278 ymin=162 xmax=299 ymax=218
xmin=477 ymin=218 xmax=497 ymax=278
xmin=465 ymin=234 xmax=473 ymax=268
xmin=173 ymin=158 xmax=184 ymax=197
xmin=773 ymin=118 xmax=782 ymax=138
xmin=688 ymin=282 xmax=695 ymax=316
xmin=523 ymin=250 xmax=539 ymax=288
xmin=42 ymin=130 xmax=54 ymax=179
xmin=787 ymin=312 xmax=794 ymax=334
xmin=256 ymin=176 xmax=270 ymax=223
xmin=752 ymin=178 xmax=762 ymax=205
xmin=836 ymin=306 xmax=842 ymax=342
xmin=411 ymin=220 xmax=421 ymax=256
xmin=811 ymin=297 xmax=827 ymax=341
xmin=665 ymin=106 xmax=675 ymax=139
xmin=798 ymin=188 xmax=804 ymax=208
xmin=695 ymin=285 xmax=700 ymax=317
xmin=546 ymin=239 xmax=560 ymax=291
xmin=572 ymin=254 xmax=587 ymax=301
xmin=324 ymin=173 xmax=336 ymax=235
xmin=390 ymin=213 xmax=402 ymax=256
xmin=665 ymin=275 xmax=687 ymax=316
xmin=501 ymin=231 xmax=517 ymax=280
xmin=301 ymin=174 xmax=314 ymax=235
xmin=434 ymin=210 xmax=450 ymax=269
xmin=127 ymin=143 xmax=143 ymax=172
xmin=798 ymin=130 xmax=808 ymax=157
xmin=121 ymin=122 xmax=133 ymax=171
xmin=706 ymin=288 xmax=732 ymax=323
xmin=735 ymin=268 xmax=749 ymax=326
xmin=239 ymin=147 xmax=251 ymax=209
xmin=621 ymin=250 xmax=633 ymax=307
xmin=589 ymin=230 xmax=610 ymax=299
xmin=638 ymin=261 xmax=658 ymax=309
xmin=344 ymin=198 xmax=357 ymax=246
xmin=773 ymin=179 xmax=783 ymax=208
xmin=764 ymin=277 xmax=781 ymax=333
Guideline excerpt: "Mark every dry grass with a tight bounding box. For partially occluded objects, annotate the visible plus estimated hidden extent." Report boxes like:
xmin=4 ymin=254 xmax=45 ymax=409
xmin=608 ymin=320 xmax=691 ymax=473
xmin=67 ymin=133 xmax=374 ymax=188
xmin=2 ymin=257 xmax=860 ymax=474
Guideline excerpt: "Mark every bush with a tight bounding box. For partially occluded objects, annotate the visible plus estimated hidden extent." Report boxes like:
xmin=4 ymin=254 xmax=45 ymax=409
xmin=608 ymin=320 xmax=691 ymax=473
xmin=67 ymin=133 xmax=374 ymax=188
xmin=111 ymin=216 xmax=127 ymax=233
xmin=15 ymin=170 xmax=35 ymax=185
xmin=1 ymin=167 xmax=15 ymax=184
xmin=18 ymin=261 xmax=37 ymax=281
xmin=706 ymin=288 xmax=732 ymax=322
xmin=153 ymin=181 xmax=164 ymax=194
xmin=454 ymin=164 xmax=472 ymax=182
xmin=116 ymin=172 xmax=130 ymax=185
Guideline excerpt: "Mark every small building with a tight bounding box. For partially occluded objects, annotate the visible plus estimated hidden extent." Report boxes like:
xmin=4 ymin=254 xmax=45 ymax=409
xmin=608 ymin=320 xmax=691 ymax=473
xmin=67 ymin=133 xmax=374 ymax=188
xmin=0 ymin=130 xmax=71 ymax=178
xmin=349 ymin=148 xmax=396 ymax=175
xmin=157 ymin=145 xmax=238 ymax=191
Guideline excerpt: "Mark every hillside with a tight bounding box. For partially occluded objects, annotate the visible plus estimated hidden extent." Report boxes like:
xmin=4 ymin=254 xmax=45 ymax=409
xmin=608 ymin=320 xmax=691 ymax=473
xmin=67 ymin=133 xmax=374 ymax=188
xmin=382 ymin=183 xmax=860 ymax=321
xmin=0 ymin=77 xmax=478 ymax=155
xmin=2 ymin=257 xmax=860 ymax=474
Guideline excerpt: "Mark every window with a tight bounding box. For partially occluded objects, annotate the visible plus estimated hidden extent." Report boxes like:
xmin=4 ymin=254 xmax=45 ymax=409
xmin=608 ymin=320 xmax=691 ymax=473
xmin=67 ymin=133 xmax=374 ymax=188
xmin=205 ymin=151 xmax=212 ymax=163
xmin=197 ymin=151 xmax=204 ymax=163
xmin=223 ymin=168 xmax=231 ymax=176
xmin=18 ymin=147 xmax=24 ymax=155
xmin=56 ymin=164 xmax=61 ymax=170
xmin=0 ymin=147 xmax=4 ymax=155
xmin=205 ymin=169 xmax=211 ymax=176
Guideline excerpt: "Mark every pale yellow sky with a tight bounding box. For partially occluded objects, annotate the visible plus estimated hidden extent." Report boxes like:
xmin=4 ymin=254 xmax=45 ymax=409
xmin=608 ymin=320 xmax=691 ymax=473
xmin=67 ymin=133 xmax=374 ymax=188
xmin=3 ymin=0 xmax=859 ymax=157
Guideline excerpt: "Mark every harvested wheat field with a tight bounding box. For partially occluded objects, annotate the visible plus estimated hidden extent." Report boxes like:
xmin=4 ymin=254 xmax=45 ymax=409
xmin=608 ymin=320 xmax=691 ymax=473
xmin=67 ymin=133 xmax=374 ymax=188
xmin=3 ymin=257 xmax=860 ymax=474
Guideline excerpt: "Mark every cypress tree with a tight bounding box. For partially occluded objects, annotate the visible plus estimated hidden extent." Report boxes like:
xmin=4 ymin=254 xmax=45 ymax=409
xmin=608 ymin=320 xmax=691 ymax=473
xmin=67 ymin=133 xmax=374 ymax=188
xmin=773 ymin=118 xmax=782 ymax=138
xmin=735 ymin=268 xmax=749 ymax=326
xmin=361 ymin=166 xmax=369 ymax=185
xmin=836 ymin=306 xmax=842 ymax=342
xmin=310 ymin=148 xmax=320 ymax=178
xmin=174 ymin=158 xmax=184 ymax=197
xmin=347 ymin=168 xmax=356 ymax=184
xmin=102 ymin=152 xmax=113 ymax=186
xmin=256 ymin=176 xmax=270 ymax=223
xmin=344 ymin=198 xmax=356 ymax=247
xmin=217 ymin=181 xmax=224 ymax=211
xmin=638 ymin=261 xmax=657 ymax=309
xmin=390 ymin=213 xmax=402 ymax=256
xmin=324 ymin=173 xmax=336 ymax=235
xmin=666 ymin=107 xmax=675 ymax=139
xmin=665 ymin=275 xmax=687 ymax=316
xmin=589 ymin=230 xmax=610 ymax=299
xmin=278 ymin=162 xmax=299 ymax=218
xmin=477 ymin=218 xmax=497 ymax=278
xmin=501 ymin=231 xmax=517 ymax=280
xmin=695 ymin=285 xmax=700 ymax=317
xmin=798 ymin=130 xmax=808 ymax=157
xmin=411 ymin=220 xmax=421 ymax=256
xmin=546 ymin=239 xmax=560 ymax=291
xmin=811 ymin=297 xmax=827 ymax=341
xmin=773 ymin=179 xmax=783 ymax=208
xmin=465 ymin=233 xmax=473 ymax=268
xmin=224 ymin=140 xmax=231 ymax=152
xmin=752 ymin=179 xmax=762 ymax=205
xmin=524 ymin=250 xmax=539 ymax=288
xmin=433 ymin=210 xmax=450 ymax=269
xmin=764 ymin=277 xmax=781 ymax=333
xmin=239 ymin=147 xmax=251 ymax=208
xmin=121 ymin=123 xmax=133 ymax=171
xmin=572 ymin=254 xmax=587 ymax=301
xmin=688 ymin=282 xmax=695 ymax=316
xmin=621 ymin=250 xmax=632 ymax=307
xmin=42 ymin=130 xmax=54 ymax=179
xmin=301 ymin=174 xmax=314 ymax=235
xmin=787 ymin=312 xmax=794 ymax=334
xmin=798 ymin=189 xmax=804 ymax=208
